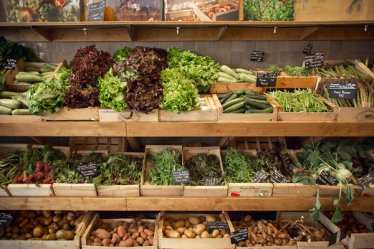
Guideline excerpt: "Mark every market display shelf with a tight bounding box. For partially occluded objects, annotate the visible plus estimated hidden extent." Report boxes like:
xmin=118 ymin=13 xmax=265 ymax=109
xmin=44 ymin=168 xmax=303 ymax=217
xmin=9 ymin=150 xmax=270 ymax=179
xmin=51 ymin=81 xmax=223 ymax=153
xmin=1 ymin=20 xmax=373 ymax=42
xmin=1 ymin=119 xmax=374 ymax=137
xmin=0 ymin=196 xmax=373 ymax=211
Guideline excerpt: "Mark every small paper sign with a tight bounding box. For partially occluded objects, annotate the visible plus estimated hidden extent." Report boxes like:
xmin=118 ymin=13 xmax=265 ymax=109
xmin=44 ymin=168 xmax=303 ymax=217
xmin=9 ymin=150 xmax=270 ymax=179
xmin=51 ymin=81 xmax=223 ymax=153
xmin=231 ymin=228 xmax=248 ymax=244
xmin=252 ymin=170 xmax=269 ymax=183
xmin=303 ymin=43 xmax=313 ymax=56
xmin=303 ymin=52 xmax=324 ymax=69
xmin=256 ymin=72 xmax=278 ymax=87
xmin=328 ymin=82 xmax=357 ymax=99
xmin=3 ymin=58 xmax=16 ymax=70
xmin=204 ymin=177 xmax=221 ymax=186
xmin=0 ymin=213 xmax=13 ymax=228
xmin=87 ymin=0 xmax=105 ymax=21
xmin=250 ymin=50 xmax=265 ymax=62
xmin=270 ymin=169 xmax=289 ymax=183
xmin=77 ymin=162 xmax=97 ymax=177
xmin=172 ymin=170 xmax=190 ymax=184
xmin=207 ymin=221 xmax=228 ymax=232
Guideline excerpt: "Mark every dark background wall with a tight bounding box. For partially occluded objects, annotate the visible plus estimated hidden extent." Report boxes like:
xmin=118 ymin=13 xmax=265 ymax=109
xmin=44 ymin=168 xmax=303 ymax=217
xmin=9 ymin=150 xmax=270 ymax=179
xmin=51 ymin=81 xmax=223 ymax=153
xmin=21 ymin=40 xmax=374 ymax=68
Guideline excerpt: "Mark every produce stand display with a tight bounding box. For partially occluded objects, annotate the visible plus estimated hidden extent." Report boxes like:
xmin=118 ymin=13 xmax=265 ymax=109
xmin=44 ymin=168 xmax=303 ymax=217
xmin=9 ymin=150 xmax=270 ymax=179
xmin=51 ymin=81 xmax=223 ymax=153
xmin=1 ymin=2 xmax=374 ymax=248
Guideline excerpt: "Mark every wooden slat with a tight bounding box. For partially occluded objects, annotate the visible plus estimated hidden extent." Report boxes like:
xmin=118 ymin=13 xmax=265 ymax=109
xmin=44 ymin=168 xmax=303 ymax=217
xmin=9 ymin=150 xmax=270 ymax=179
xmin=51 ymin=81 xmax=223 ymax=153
xmin=0 ymin=197 xmax=373 ymax=211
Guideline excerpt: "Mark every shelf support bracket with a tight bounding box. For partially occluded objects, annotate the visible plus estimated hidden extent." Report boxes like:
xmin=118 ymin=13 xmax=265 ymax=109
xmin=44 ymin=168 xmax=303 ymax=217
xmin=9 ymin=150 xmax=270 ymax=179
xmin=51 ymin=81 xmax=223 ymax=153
xmin=300 ymin=27 xmax=320 ymax=40
xmin=32 ymin=27 xmax=54 ymax=41
xmin=216 ymin=26 xmax=228 ymax=41
xmin=128 ymin=25 xmax=135 ymax=41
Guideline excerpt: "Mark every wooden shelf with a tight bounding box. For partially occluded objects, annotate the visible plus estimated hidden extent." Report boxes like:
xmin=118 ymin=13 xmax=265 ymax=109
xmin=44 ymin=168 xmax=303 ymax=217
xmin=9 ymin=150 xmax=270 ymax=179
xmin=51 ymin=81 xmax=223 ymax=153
xmin=1 ymin=21 xmax=373 ymax=42
xmin=0 ymin=196 xmax=373 ymax=211
xmin=1 ymin=118 xmax=374 ymax=137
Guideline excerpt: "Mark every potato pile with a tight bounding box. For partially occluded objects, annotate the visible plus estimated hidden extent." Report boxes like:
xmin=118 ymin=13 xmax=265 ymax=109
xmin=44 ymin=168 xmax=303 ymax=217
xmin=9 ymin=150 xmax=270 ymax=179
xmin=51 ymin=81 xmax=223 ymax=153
xmin=88 ymin=218 xmax=155 ymax=247
xmin=0 ymin=211 xmax=83 ymax=240
xmin=163 ymin=215 xmax=230 ymax=239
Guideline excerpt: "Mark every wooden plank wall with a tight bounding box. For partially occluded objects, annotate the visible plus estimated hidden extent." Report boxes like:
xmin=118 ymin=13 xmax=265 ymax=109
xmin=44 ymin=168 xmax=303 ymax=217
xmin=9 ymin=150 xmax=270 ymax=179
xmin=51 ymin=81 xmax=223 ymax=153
xmin=21 ymin=40 xmax=374 ymax=68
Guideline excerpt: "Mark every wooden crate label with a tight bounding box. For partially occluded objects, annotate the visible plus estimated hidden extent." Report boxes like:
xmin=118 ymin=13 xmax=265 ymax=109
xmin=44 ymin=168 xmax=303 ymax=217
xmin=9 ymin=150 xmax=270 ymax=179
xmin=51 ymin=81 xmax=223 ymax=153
xmin=231 ymin=228 xmax=248 ymax=244
xmin=77 ymin=162 xmax=97 ymax=177
xmin=250 ymin=50 xmax=264 ymax=62
xmin=328 ymin=82 xmax=357 ymax=99
xmin=256 ymin=72 xmax=278 ymax=87
xmin=172 ymin=170 xmax=190 ymax=184
xmin=303 ymin=52 xmax=325 ymax=69
xmin=207 ymin=221 xmax=229 ymax=232
xmin=0 ymin=213 xmax=13 ymax=228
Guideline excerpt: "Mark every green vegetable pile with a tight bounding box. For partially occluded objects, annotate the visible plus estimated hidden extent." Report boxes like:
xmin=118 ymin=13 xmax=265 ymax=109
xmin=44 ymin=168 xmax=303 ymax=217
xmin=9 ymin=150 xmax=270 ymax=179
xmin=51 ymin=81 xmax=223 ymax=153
xmin=98 ymin=69 xmax=127 ymax=112
xmin=244 ymin=0 xmax=294 ymax=21
xmin=0 ymin=153 xmax=22 ymax=188
xmin=93 ymin=154 xmax=142 ymax=185
xmin=167 ymin=48 xmax=219 ymax=93
xmin=185 ymin=153 xmax=224 ymax=186
xmin=217 ymin=65 xmax=256 ymax=83
xmin=219 ymin=91 xmax=273 ymax=114
xmin=283 ymin=65 xmax=311 ymax=76
xmin=223 ymin=149 xmax=255 ymax=183
xmin=268 ymin=89 xmax=329 ymax=112
xmin=27 ymin=67 xmax=71 ymax=114
xmin=147 ymin=148 xmax=184 ymax=185
xmin=160 ymin=68 xmax=199 ymax=113
xmin=113 ymin=47 xmax=133 ymax=62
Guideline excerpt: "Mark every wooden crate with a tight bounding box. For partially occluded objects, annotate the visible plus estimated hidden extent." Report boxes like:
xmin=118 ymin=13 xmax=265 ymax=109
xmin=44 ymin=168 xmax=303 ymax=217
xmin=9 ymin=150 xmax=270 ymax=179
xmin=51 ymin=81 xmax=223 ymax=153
xmin=276 ymin=97 xmax=338 ymax=122
xmin=0 ymin=187 xmax=10 ymax=196
xmin=159 ymin=213 xmax=233 ymax=249
xmin=361 ymin=185 xmax=374 ymax=196
xmin=318 ymin=185 xmax=363 ymax=197
xmin=0 ymin=143 xmax=29 ymax=157
xmin=278 ymin=212 xmax=341 ymax=249
xmin=212 ymin=94 xmax=279 ymax=121
xmin=339 ymin=212 xmax=374 ymax=249
xmin=272 ymin=183 xmax=317 ymax=197
xmin=274 ymin=76 xmax=320 ymax=89
xmin=42 ymin=107 xmax=99 ymax=121
xmin=141 ymin=145 xmax=184 ymax=196
xmin=96 ymin=152 xmax=143 ymax=197
xmin=82 ymin=214 xmax=158 ymax=249
xmin=336 ymin=107 xmax=374 ymax=122
xmin=159 ymin=95 xmax=219 ymax=122
xmin=294 ymin=0 xmax=374 ymax=21
xmin=70 ymin=137 xmax=125 ymax=154
xmin=53 ymin=183 xmax=97 ymax=197
xmin=210 ymin=83 xmax=263 ymax=94
xmin=183 ymin=147 xmax=227 ymax=197
xmin=99 ymin=109 xmax=159 ymax=122
xmin=7 ymin=184 xmax=54 ymax=197
xmin=0 ymin=212 xmax=92 ymax=249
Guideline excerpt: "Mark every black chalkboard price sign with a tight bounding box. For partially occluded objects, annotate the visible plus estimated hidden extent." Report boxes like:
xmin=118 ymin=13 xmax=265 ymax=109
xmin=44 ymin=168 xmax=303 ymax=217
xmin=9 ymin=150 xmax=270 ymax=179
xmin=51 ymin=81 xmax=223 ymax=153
xmin=88 ymin=0 xmax=105 ymax=21
xmin=77 ymin=162 xmax=98 ymax=177
xmin=231 ymin=228 xmax=248 ymax=244
xmin=172 ymin=170 xmax=190 ymax=184
xmin=256 ymin=72 xmax=278 ymax=87
xmin=3 ymin=58 xmax=17 ymax=70
xmin=328 ymin=82 xmax=357 ymax=99
xmin=250 ymin=50 xmax=265 ymax=62
xmin=303 ymin=52 xmax=324 ymax=69
xmin=0 ymin=213 xmax=13 ymax=228
xmin=207 ymin=221 xmax=228 ymax=232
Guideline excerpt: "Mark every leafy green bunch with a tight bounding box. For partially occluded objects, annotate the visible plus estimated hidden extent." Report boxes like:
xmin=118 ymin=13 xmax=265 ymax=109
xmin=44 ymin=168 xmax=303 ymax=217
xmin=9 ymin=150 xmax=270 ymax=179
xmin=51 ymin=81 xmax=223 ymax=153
xmin=223 ymin=149 xmax=255 ymax=183
xmin=148 ymin=148 xmax=184 ymax=185
xmin=98 ymin=69 xmax=127 ymax=112
xmin=113 ymin=47 xmax=133 ymax=62
xmin=160 ymin=68 xmax=199 ymax=113
xmin=185 ymin=153 xmax=223 ymax=186
xmin=167 ymin=48 xmax=219 ymax=93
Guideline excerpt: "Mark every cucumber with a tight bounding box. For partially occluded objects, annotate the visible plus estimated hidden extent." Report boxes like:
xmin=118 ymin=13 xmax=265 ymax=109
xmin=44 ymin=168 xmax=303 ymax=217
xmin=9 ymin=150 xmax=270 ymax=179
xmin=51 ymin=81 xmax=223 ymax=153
xmin=218 ymin=76 xmax=238 ymax=83
xmin=247 ymin=94 xmax=267 ymax=101
xmin=222 ymin=97 xmax=244 ymax=109
xmin=0 ymin=99 xmax=21 ymax=109
xmin=238 ymin=73 xmax=257 ymax=83
xmin=15 ymin=74 xmax=43 ymax=83
xmin=0 ymin=106 xmax=12 ymax=115
xmin=218 ymin=72 xmax=238 ymax=80
xmin=12 ymin=96 xmax=29 ymax=108
xmin=12 ymin=109 xmax=31 ymax=115
xmin=218 ymin=92 xmax=233 ymax=104
xmin=220 ymin=65 xmax=238 ymax=78
xmin=246 ymin=107 xmax=273 ymax=113
xmin=236 ymin=68 xmax=255 ymax=75
xmin=222 ymin=93 xmax=237 ymax=104
xmin=17 ymin=71 xmax=40 ymax=75
xmin=224 ymin=101 xmax=246 ymax=113
xmin=230 ymin=108 xmax=246 ymax=113
xmin=246 ymin=99 xmax=271 ymax=109
xmin=0 ymin=91 xmax=20 ymax=98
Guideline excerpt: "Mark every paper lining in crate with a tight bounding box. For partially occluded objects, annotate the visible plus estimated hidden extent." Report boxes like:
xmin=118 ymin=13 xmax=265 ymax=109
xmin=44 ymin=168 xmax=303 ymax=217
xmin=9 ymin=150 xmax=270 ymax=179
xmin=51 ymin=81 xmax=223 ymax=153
xmin=158 ymin=95 xmax=219 ymax=122
xmin=82 ymin=213 xmax=158 ymax=249
xmin=99 ymin=109 xmax=159 ymax=122
xmin=0 ymin=212 xmax=92 ymax=249
xmin=336 ymin=212 xmax=374 ymax=249
xmin=53 ymin=150 xmax=108 ymax=197
xmin=159 ymin=212 xmax=233 ymax=249
xmin=212 ymin=94 xmax=279 ymax=122
xmin=223 ymin=150 xmax=273 ymax=197
xmin=182 ymin=147 xmax=227 ymax=197
xmin=96 ymin=152 xmax=144 ymax=197
xmin=278 ymin=212 xmax=341 ymax=249
xmin=141 ymin=145 xmax=184 ymax=196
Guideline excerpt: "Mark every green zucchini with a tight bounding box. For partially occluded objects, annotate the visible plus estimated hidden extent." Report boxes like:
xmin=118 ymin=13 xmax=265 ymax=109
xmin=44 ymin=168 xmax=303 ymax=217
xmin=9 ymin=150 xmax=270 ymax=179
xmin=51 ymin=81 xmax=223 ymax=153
xmin=246 ymin=98 xmax=271 ymax=109
xmin=220 ymin=65 xmax=238 ymax=78
xmin=0 ymin=99 xmax=21 ymax=109
xmin=222 ymin=97 xmax=244 ymax=109
xmin=0 ymin=91 xmax=20 ymax=98
xmin=236 ymin=68 xmax=255 ymax=75
xmin=17 ymin=71 xmax=40 ymax=75
xmin=218 ymin=76 xmax=238 ymax=83
xmin=224 ymin=101 xmax=246 ymax=113
xmin=247 ymin=94 xmax=267 ymax=101
xmin=0 ymin=106 xmax=12 ymax=115
xmin=15 ymin=74 xmax=43 ymax=83
xmin=12 ymin=96 xmax=29 ymax=108
xmin=219 ymin=92 xmax=233 ymax=103
xmin=12 ymin=109 xmax=31 ymax=115
xmin=230 ymin=108 xmax=246 ymax=113
xmin=246 ymin=107 xmax=273 ymax=113
xmin=222 ymin=93 xmax=237 ymax=104
xmin=238 ymin=73 xmax=256 ymax=83
xmin=218 ymin=72 xmax=238 ymax=80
